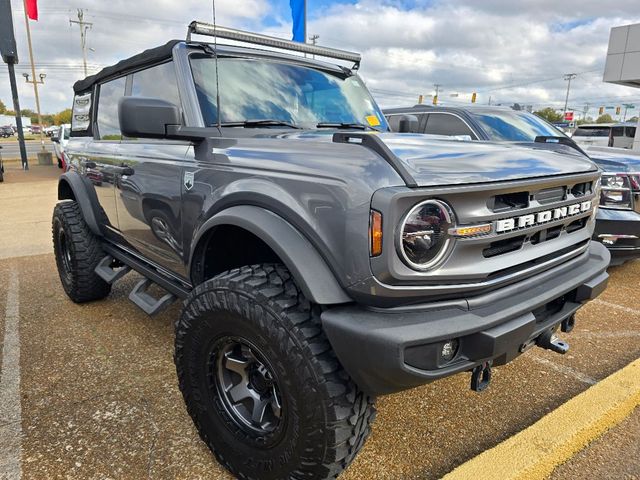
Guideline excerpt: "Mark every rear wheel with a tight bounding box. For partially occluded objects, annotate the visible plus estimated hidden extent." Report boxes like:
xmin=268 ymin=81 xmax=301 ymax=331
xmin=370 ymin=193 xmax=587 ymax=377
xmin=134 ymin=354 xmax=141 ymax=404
xmin=52 ymin=201 xmax=111 ymax=302
xmin=175 ymin=264 xmax=375 ymax=480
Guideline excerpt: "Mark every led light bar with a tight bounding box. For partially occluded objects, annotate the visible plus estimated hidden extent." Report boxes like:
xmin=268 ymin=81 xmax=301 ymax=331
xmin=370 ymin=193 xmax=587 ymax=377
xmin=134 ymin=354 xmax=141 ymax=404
xmin=187 ymin=21 xmax=362 ymax=68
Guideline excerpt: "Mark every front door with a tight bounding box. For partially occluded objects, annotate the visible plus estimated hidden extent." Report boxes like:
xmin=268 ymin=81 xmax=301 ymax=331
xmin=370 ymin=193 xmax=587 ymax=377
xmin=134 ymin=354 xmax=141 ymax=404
xmin=113 ymin=141 xmax=189 ymax=277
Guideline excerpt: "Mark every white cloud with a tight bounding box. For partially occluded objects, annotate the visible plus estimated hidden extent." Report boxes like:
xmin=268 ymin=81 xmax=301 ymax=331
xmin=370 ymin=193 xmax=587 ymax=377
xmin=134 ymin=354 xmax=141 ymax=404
xmin=2 ymin=0 xmax=640 ymax=121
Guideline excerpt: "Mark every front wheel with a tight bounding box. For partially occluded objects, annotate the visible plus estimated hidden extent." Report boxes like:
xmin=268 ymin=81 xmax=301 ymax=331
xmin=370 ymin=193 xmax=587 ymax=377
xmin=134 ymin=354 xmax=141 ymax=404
xmin=52 ymin=201 xmax=111 ymax=302
xmin=175 ymin=264 xmax=375 ymax=480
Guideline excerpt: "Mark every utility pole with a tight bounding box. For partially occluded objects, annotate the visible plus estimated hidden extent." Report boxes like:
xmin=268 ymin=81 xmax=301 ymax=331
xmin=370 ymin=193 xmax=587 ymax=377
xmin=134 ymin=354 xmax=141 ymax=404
xmin=308 ymin=34 xmax=319 ymax=59
xmin=22 ymin=0 xmax=49 ymax=163
xmin=563 ymin=73 xmax=577 ymax=116
xmin=69 ymin=9 xmax=92 ymax=77
xmin=582 ymin=103 xmax=590 ymax=121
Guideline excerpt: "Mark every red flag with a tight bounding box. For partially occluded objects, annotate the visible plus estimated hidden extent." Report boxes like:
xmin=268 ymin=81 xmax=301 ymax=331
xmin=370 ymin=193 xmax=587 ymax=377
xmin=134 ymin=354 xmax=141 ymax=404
xmin=25 ymin=0 xmax=38 ymax=20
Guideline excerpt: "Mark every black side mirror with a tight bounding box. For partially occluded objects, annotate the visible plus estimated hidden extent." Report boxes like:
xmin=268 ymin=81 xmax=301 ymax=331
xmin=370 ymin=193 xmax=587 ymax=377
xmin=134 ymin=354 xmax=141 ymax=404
xmin=118 ymin=96 xmax=181 ymax=139
xmin=398 ymin=114 xmax=419 ymax=133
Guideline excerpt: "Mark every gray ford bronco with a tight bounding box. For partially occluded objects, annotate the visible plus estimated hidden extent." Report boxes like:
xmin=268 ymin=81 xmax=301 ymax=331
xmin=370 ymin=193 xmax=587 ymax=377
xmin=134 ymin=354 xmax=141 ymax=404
xmin=53 ymin=22 xmax=610 ymax=480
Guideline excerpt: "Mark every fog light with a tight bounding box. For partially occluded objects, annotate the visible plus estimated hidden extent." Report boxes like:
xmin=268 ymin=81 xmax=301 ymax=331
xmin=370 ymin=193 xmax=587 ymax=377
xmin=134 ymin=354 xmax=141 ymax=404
xmin=441 ymin=339 xmax=459 ymax=361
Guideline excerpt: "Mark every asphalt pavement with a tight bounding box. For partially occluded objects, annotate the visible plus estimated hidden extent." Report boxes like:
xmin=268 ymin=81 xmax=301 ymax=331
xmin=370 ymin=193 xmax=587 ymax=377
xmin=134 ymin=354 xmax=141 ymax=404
xmin=0 ymin=164 xmax=639 ymax=479
xmin=0 ymin=140 xmax=55 ymax=160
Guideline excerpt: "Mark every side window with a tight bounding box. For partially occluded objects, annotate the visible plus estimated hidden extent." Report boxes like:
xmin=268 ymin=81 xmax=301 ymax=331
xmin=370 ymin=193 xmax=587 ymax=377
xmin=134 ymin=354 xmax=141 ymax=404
xmin=131 ymin=62 xmax=181 ymax=111
xmin=386 ymin=114 xmax=423 ymax=133
xmin=611 ymin=126 xmax=624 ymax=137
xmin=424 ymin=114 xmax=475 ymax=137
xmin=96 ymin=76 xmax=126 ymax=140
xmin=626 ymin=127 xmax=636 ymax=138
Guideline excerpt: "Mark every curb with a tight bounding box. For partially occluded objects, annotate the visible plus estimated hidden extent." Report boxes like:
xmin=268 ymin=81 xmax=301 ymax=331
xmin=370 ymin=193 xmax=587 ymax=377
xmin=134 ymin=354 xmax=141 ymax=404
xmin=442 ymin=358 xmax=640 ymax=480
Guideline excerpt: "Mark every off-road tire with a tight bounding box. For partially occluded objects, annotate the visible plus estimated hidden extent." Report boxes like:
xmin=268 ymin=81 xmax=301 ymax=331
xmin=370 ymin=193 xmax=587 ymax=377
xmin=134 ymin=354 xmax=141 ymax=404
xmin=175 ymin=264 xmax=376 ymax=480
xmin=52 ymin=201 xmax=111 ymax=302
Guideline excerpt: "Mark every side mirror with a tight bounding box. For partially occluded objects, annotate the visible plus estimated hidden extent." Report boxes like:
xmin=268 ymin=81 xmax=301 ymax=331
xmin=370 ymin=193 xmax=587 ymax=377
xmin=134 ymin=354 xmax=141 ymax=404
xmin=398 ymin=114 xmax=419 ymax=133
xmin=118 ymin=96 xmax=181 ymax=139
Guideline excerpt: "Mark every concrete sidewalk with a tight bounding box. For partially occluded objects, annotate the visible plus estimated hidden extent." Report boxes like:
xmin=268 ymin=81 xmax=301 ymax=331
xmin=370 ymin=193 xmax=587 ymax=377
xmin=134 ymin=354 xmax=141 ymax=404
xmin=0 ymin=164 xmax=60 ymax=260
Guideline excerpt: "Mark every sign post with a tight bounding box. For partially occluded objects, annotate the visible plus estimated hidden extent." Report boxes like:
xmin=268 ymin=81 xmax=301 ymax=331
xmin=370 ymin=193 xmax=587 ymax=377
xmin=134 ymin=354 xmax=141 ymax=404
xmin=0 ymin=0 xmax=28 ymax=170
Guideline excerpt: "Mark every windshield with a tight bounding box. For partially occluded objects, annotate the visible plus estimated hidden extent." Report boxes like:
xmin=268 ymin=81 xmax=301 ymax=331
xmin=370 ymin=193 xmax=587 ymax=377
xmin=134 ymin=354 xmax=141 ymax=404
xmin=470 ymin=110 xmax=565 ymax=141
xmin=573 ymin=127 xmax=611 ymax=137
xmin=190 ymin=55 xmax=388 ymax=130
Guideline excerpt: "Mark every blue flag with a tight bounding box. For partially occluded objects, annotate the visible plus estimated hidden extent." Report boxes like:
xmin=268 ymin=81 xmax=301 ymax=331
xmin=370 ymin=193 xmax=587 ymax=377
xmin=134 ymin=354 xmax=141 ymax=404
xmin=290 ymin=0 xmax=305 ymax=42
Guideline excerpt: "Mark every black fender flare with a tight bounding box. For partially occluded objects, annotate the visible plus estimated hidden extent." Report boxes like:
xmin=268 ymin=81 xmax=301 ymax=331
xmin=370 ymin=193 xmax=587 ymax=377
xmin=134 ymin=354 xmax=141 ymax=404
xmin=190 ymin=205 xmax=352 ymax=305
xmin=57 ymin=171 xmax=103 ymax=236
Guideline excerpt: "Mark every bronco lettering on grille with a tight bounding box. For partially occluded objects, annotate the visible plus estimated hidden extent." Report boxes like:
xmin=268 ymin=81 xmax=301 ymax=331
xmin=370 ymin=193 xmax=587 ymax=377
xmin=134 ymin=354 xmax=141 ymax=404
xmin=495 ymin=200 xmax=592 ymax=233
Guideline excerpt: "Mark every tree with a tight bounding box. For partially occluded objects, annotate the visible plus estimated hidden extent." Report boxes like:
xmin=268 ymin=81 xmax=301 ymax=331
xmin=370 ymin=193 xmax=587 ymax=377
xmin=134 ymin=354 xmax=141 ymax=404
xmin=596 ymin=114 xmax=613 ymax=124
xmin=0 ymin=99 xmax=6 ymax=114
xmin=534 ymin=107 xmax=563 ymax=123
xmin=54 ymin=108 xmax=72 ymax=125
xmin=627 ymin=116 xmax=638 ymax=123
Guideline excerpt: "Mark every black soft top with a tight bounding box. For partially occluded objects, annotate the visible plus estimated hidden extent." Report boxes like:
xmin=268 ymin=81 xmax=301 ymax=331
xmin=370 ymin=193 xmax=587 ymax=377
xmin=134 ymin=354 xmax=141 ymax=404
xmin=73 ymin=40 xmax=181 ymax=94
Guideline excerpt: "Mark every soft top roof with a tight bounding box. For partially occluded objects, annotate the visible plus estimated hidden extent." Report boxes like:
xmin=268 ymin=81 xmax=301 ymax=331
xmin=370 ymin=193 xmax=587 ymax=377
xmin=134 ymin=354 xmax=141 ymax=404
xmin=73 ymin=40 xmax=180 ymax=94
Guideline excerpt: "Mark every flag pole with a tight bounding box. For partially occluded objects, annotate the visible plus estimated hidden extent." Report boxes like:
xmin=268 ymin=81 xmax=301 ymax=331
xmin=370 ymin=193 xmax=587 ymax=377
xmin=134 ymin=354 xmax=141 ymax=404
xmin=22 ymin=0 xmax=45 ymax=154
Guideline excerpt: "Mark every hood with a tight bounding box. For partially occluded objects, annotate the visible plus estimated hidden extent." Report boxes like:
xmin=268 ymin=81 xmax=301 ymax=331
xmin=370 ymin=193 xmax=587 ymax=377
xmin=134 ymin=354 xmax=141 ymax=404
xmin=277 ymin=131 xmax=598 ymax=187
xmin=584 ymin=147 xmax=640 ymax=173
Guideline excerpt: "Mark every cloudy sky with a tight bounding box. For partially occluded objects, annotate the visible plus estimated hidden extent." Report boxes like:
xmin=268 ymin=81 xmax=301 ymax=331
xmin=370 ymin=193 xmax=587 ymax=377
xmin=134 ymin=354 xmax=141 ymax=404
xmin=2 ymin=0 xmax=640 ymax=119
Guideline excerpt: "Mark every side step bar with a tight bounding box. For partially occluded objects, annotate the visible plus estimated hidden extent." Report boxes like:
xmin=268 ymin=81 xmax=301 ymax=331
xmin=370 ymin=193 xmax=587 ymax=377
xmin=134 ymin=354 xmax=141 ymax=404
xmin=129 ymin=278 xmax=176 ymax=316
xmin=99 ymin=244 xmax=193 ymax=316
xmin=95 ymin=255 xmax=131 ymax=284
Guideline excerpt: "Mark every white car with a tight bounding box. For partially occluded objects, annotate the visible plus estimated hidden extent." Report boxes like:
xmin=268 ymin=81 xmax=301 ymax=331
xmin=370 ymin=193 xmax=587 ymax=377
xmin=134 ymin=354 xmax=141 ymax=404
xmin=571 ymin=123 xmax=614 ymax=147
xmin=572 ymin=122 xmax=637 ymax=149
xmin=52 ymin=123 xmax=70 ymax=169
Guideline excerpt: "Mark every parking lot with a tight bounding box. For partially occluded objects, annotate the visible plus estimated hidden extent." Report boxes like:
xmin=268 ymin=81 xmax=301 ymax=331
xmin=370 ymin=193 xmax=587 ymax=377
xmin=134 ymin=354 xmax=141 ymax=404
xmin=1 ymin=164 xmax=639 ymax=479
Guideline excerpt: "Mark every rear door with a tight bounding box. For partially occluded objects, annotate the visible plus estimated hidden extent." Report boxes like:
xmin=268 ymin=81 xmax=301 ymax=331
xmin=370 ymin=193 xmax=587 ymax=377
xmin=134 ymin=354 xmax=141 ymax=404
xmin=112 ymin=61 xmax=190 ymax=277
xmin=82 ymin=76 xmax=127 ymax=234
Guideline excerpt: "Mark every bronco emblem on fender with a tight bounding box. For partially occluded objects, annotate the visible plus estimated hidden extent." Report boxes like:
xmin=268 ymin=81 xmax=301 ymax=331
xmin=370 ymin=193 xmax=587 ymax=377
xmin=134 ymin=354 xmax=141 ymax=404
xmin=184 ymin=171 xmax=194 ymax=191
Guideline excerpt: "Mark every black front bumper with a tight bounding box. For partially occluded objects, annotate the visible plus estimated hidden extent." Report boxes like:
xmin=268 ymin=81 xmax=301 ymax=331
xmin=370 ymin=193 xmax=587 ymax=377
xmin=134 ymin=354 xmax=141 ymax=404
xmin=322 ymin=241 xmax=610 ymax=396
xmin=593 ymin=208 xmax=640 ymax=265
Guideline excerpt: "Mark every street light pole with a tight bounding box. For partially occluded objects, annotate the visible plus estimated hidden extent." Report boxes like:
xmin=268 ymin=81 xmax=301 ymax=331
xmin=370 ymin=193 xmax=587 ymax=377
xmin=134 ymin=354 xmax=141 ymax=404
xmin=563 ymin=73 xmax=577 ymax=116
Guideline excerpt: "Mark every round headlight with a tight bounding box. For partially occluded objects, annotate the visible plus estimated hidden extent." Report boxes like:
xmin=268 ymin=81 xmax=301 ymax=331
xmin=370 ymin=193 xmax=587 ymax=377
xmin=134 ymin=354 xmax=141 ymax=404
xmin=398 ymin=199 xmax=454 ymax=270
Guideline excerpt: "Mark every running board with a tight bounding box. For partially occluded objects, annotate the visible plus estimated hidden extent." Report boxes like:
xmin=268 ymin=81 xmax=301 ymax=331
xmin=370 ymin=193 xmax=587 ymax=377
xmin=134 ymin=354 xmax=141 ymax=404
xmin=95 ymin=255 xmax=131 ymax=284
xmin=129 ymin=278 xmax=176 ymax=316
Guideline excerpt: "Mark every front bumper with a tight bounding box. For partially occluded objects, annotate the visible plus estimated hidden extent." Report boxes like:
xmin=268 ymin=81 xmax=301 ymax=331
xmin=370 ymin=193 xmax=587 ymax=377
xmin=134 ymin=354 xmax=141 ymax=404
xmin=594 ymin=208 xmax=640 ymax=265
xmin=322 ymin=241 xmax=610 ymax=396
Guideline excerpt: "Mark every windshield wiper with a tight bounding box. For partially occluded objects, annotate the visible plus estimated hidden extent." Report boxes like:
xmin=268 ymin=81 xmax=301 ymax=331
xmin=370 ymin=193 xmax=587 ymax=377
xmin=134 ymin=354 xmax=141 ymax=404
xmin=316 ymin=122 xmax=375 ymax=131
xmin=220 ymin=119 xmax=302 ymax=129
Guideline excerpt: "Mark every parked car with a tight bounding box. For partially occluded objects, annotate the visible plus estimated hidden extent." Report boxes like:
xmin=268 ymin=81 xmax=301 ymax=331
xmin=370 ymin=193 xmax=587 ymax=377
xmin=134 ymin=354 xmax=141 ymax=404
xmin=0 ymin=125 xmax=14 ymax=138
xmin=572 ymin=122 xmax=637 ymax=149
xmin=54 ymin=24 xmax=609 ymax=480
xmin=52 ymin=123 xmax=70 ymax=169
xmin=30 ymin=124 xmax=42 ymax=134
xmin=44 ymin=125 xmax=60 ymax=137
xmin=384 ymin=104 xmax=640 ymax=264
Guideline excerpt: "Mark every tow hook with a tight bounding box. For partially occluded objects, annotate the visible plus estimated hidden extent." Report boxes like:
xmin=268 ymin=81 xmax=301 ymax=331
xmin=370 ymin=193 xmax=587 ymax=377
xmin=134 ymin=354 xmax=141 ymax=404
xmin=536 ymin=329 xmax=569 ymax=354
xmin=470 ymin=361 xmax=492 ymax=392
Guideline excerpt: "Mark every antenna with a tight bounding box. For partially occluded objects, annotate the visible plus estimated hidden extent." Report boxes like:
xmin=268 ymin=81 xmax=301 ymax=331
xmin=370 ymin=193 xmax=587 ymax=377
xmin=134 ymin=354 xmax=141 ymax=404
xmin=212 ymin=0 xmax=221 ymax=130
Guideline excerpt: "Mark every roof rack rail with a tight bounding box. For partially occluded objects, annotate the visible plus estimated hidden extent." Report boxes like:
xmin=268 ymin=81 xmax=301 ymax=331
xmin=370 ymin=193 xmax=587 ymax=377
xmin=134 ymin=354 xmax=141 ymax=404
xmin=186 ymin=21 xmax=361 ymax=69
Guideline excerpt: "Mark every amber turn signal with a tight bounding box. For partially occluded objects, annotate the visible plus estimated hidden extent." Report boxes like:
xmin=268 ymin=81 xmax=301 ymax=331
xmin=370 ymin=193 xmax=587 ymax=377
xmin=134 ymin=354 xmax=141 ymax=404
xmin=369 ymin=210 xmax=383 ymax=257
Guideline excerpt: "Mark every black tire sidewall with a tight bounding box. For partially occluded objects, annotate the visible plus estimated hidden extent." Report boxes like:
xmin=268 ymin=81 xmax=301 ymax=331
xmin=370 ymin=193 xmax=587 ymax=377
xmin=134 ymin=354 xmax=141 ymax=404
xmin=52 ymin=210 xmax=75 ymax=294
xmin=178 ymin=289 xmax=329 ymax=479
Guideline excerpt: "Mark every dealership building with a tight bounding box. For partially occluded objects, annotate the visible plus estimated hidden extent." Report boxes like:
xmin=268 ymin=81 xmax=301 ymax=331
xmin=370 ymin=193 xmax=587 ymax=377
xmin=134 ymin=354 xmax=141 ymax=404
xmin=604 ymin=23 xmax=640 ymax=150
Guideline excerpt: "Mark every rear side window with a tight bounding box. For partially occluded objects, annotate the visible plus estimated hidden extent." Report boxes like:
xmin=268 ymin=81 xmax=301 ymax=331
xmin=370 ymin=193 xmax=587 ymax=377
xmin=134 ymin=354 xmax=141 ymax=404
xmin=573 ymin=127 xmax=610 ymax=137
xmin=626 ymin=127 xmax=636 ymax=138
xmin=96 ymin=76 xmax=126 ymax=140
xmin=131 ymin=62 xmax=181 ymax=110
xmin=424 ymin=113 xmax=475 ymax=137
xmin=612 ymin=126 xmax=624 ymax=137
